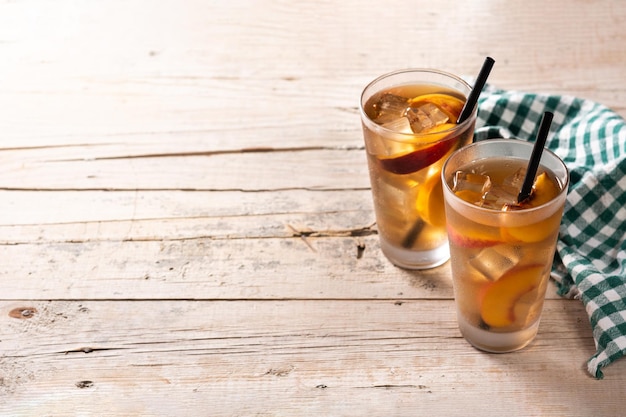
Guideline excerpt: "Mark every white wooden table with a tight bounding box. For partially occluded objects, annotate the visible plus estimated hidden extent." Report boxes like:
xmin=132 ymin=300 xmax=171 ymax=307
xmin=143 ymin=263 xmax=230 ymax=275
xmin=1 ymin=1 xmax=625 ymax=415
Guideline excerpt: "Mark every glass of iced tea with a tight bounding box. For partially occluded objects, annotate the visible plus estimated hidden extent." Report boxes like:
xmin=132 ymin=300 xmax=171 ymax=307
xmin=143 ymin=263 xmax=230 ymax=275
xmin=442 ymin=139 xmax=569 ymax=352
xmin=360 ymin=69 xmax=477 ymax=269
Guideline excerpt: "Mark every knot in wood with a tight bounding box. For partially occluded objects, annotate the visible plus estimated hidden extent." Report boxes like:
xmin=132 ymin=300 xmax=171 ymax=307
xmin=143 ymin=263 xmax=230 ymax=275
xmin=9 ymin=307 xmax=37 ymax=319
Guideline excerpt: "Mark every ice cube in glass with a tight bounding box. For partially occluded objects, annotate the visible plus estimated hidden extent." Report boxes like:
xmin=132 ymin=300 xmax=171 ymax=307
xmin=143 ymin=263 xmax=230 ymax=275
xmin=453 ymin=171 xmax=492 ymax=195
xmin=406 ymin=102 xmax=450 ymax=133
xmin=469 ymin=244 xmax=523 ymax=282
xmin=482 ymin=184 xmax=520 ymax=210
xmin=372 ymin=93 xmax=409 ymax=124
xmin=503 ymin=167 xmax=527 ymax=190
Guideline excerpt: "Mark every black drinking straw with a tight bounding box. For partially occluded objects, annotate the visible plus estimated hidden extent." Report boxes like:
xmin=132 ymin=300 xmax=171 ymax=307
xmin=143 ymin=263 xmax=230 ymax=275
xmin=517 ymin=111 xmax=554 ymax=202
xmin=457 ymin=56 xmax=495 ymax=124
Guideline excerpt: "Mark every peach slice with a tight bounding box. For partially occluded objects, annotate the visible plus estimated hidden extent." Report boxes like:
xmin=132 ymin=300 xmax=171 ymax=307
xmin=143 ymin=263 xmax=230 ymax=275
xmin=480 ymin=265 xmax=545 ymax=328
xmin=378 ymin=123 xmax=457 ymax=175
xmin=502 ymin=214 xmax=562 ymax=243
xmin=447 ymin=224 xmax=501 ymax=248
xmin=454 ymin=189 xmax=484 ymax=205
xmin=503 ymin=173 xmax=563 ymax=243
xmin=521 ymin=172 xmax=561 ymax=208
xmin=408 ymin=93 xmax=465 ymax=122
xmin=416 ymin=172 xmax=446 ymax=227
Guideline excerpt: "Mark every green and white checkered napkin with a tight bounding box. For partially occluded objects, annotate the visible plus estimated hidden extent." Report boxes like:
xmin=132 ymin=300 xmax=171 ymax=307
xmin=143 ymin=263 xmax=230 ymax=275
xmin=473 ymin=85 xmax=626 ymax=378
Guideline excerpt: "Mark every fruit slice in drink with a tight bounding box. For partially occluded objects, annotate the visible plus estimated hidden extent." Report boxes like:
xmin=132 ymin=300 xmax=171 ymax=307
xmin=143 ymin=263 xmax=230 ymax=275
xmin=408 ymin=93 xmax=465 ymax=123
xmin=480 ymin=265 xmax=544 ymax=328
xmin=446 ymin=224 xmax=501 ymax=248
xmin=377 ymin=123 xmax=457 ymax=175
xmin=376 ymin=92 xmax=464 ymax=175
xmin=502 ymin=172 xmax=563 ymax=242
xmin=416 ymin=169 xmax=446 ymax=227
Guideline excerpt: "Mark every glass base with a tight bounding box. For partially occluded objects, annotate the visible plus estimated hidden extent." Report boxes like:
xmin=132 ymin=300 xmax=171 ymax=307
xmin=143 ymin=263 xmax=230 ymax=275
xmin=380 ymin=238 xmax=449 ymax=270
xmin=457 ymin=313 xmax=540 ymax=353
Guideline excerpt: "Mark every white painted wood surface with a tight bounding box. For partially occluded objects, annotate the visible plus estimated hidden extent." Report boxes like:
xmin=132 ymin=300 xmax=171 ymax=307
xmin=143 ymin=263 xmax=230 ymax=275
xmin=1 ymin=0 xmax=625 ymax=415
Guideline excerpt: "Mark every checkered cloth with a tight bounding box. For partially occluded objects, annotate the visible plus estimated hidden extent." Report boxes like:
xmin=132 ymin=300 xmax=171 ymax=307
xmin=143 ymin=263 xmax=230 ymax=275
xmin=473 ymin=85 xmax=626 ymax=379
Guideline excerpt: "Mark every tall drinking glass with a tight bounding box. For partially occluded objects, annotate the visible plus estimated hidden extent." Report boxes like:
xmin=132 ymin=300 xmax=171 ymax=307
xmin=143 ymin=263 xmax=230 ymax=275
xmin=442 ymin=139 xmax=569 ymax=352
xmin=360 ymin=69 xmax=476 ymax=269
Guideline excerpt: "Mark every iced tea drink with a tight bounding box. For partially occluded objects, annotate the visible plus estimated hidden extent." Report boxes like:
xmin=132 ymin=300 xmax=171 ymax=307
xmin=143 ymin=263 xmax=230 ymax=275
xmin=442 ymin=139 xmax=569 ymax=352
xmin=360 ymin=69 xmax=476 ymax=269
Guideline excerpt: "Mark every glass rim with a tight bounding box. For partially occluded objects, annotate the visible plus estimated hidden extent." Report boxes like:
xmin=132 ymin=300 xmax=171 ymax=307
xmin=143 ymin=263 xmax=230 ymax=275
xmin=442 ymin=138 xmax=570 ymax=214
xmin=359 ymin=68 xmax=476 ymax=142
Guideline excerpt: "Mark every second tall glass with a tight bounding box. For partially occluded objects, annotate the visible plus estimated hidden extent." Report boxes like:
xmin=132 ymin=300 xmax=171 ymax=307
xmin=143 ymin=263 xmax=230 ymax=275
xmin=360 ymin=69 xmax=477 ymax=269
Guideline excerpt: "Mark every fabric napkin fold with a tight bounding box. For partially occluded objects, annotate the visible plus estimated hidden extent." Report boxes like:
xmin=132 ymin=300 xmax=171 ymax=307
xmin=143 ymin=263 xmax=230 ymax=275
xmin=473 ymin=85 xmax=626 ymax=379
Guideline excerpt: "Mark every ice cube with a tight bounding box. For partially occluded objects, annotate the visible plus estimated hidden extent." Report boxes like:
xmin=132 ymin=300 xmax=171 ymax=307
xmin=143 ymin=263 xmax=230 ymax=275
xmin=453 ymin=171 xmax=492 ymax=195
xmin=406 ymin=102 xmax=450 ymax=133
xmin=502 ymin=167 xmax=526 ymax=190
xmin=481 ymin=184 xmax=520 ymax=210
xmin=376 ymin=175 xmax=419 ymax=233
xmin=382 ymin=116 xmax=413 ymax=134
xmin=469 ymin=244 xmax=523 ymax=281
xmin=372 ymin=93 xmax=409 ymax=124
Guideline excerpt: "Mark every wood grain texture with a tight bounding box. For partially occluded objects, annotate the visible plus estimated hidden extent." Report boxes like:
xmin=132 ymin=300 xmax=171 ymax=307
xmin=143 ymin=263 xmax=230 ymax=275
xmin=1 ymin=299 xmax=623 ymax=417
xmin=1 ymin=0 xmax=626 ymax=415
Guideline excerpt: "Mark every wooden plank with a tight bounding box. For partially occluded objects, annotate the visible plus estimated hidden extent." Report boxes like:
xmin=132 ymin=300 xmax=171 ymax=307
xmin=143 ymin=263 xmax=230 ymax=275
xmin=0 ymin=299 xmax=622 ymax=416
xmin=0 ymin=235 xmax=453 ymax=300
xmin=0 ymin=189 xmax=375 ymax=232
xmin=0 ymin=149 xmax=369 ymax=191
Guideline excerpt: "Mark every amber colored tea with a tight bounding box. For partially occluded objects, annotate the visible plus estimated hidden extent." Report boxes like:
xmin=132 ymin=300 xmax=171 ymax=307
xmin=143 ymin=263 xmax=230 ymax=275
xmin=361 ymin=71 xmax=476 ymax=269
xmin=443 ymin=141 xmax=569 ymax=352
